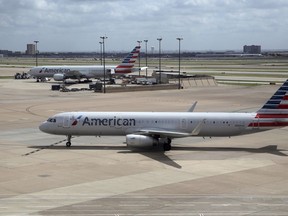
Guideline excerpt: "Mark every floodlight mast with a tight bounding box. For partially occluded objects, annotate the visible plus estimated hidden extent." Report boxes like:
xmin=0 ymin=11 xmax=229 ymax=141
xmin=144 ymin=40 xmax=148 ymax=79
xmin=176 ymin=37 xmax=183 ymax=89
xmin=157 ymin=38 xmax=162 ymax=83
xmin=100 ymin=36 xmax=108 ymax=93
xmin=99 ymin=41 xmax=103 ymax=65
xmin=137 ymin=40 xmax=142 ymax=76
xmin=34 ymin=40 xmax=39 ymax=66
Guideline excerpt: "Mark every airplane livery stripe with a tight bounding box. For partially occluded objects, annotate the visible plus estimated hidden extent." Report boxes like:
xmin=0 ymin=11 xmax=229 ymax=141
xmin=119 ymin=46 xmax=140 ymax=69
xmin=271 ymin=96 xmax=285 ymax=100
xmin=257 ymin=109 xmax=288 ymax=113
xmin=262 ymin=104 xmax=279 ymax=109
xmin=115 ymin=69 xmax=134 ymax=73
xmin=116 ymin=65 xmax=134 ymax=69
xmin=281 ymin=100 xmax=288 ymax=104
xmin=256 ymin=114 xmax=288 ymax=118
xmin=266 ymin=100 xmax=281 ymax=105
xmin=280 ymin=87 xmax=288 ymax=91
xmin=248 ymin=122 xmax=288 ymax=127
xmin=258 ymin=80 xmax=288 ymax=112
xmin=278 ymin=104 xmax=288 ymax=109
xmin=113 ymin=45 xmax=141 ymax=73
xmin=270 ymin=96 xmax=288 ymax=100
xmin=121 ymin=60 xmax=136 ymax=63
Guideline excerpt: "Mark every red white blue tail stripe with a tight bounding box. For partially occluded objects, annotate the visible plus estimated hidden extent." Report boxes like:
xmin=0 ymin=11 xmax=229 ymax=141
xmin=248 ymin=79 xmax=288 ymax=128
xmin=115 ymin=46 xmax=141 ymax=74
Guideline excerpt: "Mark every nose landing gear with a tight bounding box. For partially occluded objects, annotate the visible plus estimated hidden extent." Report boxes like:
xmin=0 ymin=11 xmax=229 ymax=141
xmin=66 ymin=135 xmax=72 ymax=147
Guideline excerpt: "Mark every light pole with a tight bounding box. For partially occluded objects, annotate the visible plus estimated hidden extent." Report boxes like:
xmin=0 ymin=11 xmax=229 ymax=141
xmin=34 ymin=40 xmax=39 ymax=66
xmin=176 ymin=37 xmax=183 ymax=89
xmin=157 ymin=38 xmax=162 ymax=83
xmin=100 ymin=36 xmax=108 ymax=93
xmin=144 ymin=40 xmax=148 ymax=79
xmin=99 ymin=42 xmax=103 ymax=65
xmin=137 ymin=40 xmax=142 ymax=76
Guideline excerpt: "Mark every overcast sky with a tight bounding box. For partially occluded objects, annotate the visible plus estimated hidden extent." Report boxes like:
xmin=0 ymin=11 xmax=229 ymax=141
xmin=0 ymin=0 xmax=288 ymax=52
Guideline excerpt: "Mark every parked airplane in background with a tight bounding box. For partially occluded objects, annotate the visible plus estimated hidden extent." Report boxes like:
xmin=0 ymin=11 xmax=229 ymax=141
xmin=28 ymin=46 xmax=143 ymax=82
xmin=39 ymin=80 xmax=288 ymax=151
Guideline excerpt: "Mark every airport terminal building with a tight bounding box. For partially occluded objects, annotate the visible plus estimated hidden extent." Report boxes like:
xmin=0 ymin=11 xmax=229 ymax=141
xmin=243 ymin=45 xmax=261 ymax=54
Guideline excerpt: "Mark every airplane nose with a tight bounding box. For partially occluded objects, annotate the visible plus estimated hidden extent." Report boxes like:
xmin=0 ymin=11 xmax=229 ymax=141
xmin=39 ymin=122 xmax=49 ymax=133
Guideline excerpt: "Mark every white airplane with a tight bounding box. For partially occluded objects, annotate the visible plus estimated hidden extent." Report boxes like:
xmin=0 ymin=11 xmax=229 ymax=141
xmin=39 ymin=80 xmax=288 ymax=151
xmin=28 ymin=46 xmax=142 ymax=82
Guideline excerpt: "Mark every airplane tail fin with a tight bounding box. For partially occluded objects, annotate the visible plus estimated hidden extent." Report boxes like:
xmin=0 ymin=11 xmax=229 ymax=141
xmin=252 ymin=79 xmax=288 ymax=128
xmin=115 ymin=46 xmax=141 ymax=74
xmin=257 ymin=79 xmax=288 ymax=113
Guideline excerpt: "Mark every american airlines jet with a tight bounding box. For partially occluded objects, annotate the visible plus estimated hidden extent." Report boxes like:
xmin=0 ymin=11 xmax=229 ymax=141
xmin=28 ymin=46 xmax=142 ymax=82
xmin=39 ymin=80 xmax=288 ymax=151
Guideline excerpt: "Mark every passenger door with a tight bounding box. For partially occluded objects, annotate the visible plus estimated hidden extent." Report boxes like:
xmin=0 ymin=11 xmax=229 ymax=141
xmin=181 ymin=118 xmax=187 ymax=129
xmin=63 ymin=115 xmax=71 ymax=128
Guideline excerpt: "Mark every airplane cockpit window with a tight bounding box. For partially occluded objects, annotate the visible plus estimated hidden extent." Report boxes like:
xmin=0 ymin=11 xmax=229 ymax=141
xmin=47 ymin=118 xmax=56 ymax=123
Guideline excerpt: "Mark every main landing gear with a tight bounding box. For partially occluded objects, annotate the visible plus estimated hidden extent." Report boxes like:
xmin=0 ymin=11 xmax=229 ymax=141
xmin=163 ymin=138 xmax=172 ymax=151
xmin=66 ymin=135 xmax=72 ymax=147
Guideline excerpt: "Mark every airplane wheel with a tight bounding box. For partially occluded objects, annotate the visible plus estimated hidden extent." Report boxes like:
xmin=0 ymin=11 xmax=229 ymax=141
xmin=66 ymin=142 xmax=71 ymax=147
xmin=163 ymin=143 xmax=171 ymax=151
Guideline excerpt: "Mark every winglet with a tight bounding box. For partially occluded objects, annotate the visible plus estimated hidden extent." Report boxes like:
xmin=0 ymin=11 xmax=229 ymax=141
xmin=187 ymin=101 xmax=198 ymax=112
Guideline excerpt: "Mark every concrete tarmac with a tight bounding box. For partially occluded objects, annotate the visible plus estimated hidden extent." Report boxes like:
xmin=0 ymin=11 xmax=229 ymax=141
xmin=0 ymin=79 xmax=288 ymax=215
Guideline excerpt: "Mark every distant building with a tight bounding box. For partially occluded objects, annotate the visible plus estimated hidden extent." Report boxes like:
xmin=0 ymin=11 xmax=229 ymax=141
xmin=26 ymin=44 xmax=36 ymax=55
xmin=151 ymin=46 xmax=155 ymax=55
xmin=0 ymin=49 xmax=13 ymax=56
xmin=243 ymin=45 xmax=261 ymax=54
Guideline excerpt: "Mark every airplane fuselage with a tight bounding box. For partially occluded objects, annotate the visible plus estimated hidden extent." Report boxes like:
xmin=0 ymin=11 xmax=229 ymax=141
xmin=28 ymin=46 xmax=141 ymax=81
xmin=28 ymin=65 xmax=116 ymax=79
xmin=39 ymin=79 xmax=288 ymax=151
xmin=40 ymin=111 xmax=266 ymax=137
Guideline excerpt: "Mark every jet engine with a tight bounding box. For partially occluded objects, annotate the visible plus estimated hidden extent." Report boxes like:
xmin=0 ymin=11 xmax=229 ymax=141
xmin=126 ymin=134 xmax=158 ymax=148
xmin=53 ymin=73 xmax=66 ymax=81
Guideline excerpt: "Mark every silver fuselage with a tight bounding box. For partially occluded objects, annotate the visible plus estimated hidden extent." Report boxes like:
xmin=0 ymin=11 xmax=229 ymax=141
xmin=39 ymin=111 xmax=270 ymax=138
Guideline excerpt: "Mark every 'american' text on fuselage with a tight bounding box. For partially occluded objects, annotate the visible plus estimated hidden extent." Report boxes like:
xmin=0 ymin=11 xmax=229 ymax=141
xmin=82 ymin=117 xmax=136 ymax=127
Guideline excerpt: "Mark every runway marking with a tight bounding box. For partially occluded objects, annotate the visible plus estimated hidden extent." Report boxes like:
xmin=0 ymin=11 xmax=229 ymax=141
xmin=25 ymin=104 xmax=49 ymax=118
xmin=165 ymin=203 xmax=195 ymax=207
xmin=0 ymin=159 xmax=275 ymax=215
xmin=119 ymin=204 xmax=150 ymax=207
xmin=211 ymin=203 xmax=241 ymax=207
xmin=22 ymin=138 xmax=68 ymax=156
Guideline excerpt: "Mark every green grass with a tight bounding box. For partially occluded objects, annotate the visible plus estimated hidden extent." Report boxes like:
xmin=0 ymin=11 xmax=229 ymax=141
xmin=217 ymin=81 xmax=261 ymax=86
xmin=0 ymin=76 xmax=14 ymax=79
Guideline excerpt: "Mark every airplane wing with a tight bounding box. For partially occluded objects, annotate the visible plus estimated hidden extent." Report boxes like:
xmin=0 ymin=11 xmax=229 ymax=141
xmin=131 ymin=67 xmax=148 ymax=72
xmin=136 ymin=119 xmax=206 ymax=138
xmin=65 ymin=70 xmax=83 ymax=79
xmin=137 ymin=128 xmax=191 ymax=138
